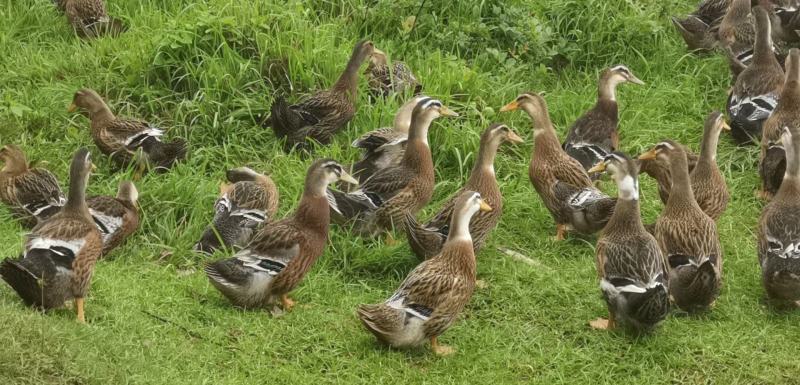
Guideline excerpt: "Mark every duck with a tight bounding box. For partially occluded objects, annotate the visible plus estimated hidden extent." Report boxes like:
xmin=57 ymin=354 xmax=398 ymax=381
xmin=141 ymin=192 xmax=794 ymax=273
xmin=587 ymin=153 xmax=669 ymax=333
xmin=69 ymin=88 xmax=188 ymax=173
xmin=0 ymin=145 xmax=65 ymax=228
xmin=639 ymin=141 xmax=722 ymax=313
xmin=672 ymin=0 xmax=730 ymax=53
xmin=195 ymin=167 xmax=279 ymax=254
xmin=0 ymin=148 xmax=103 ymax=323
xmin=204 ymin=159 xmax=357 ymax=311
xmin=760 ymin=48 xmax=800 ymax=200
xmin=402 ymin=123 xmax=523 ymax=259
xmin=718 ymin=0 xmax=760 ymax=68
xmin=64 ymin=0 xmax=126 ymax=38
xmin=500 ymin=93 xmax=615 ymax=240
xmin=86 ymin=181 xmax=139 ymax=255
xmin=563 ymin=65 xmax=644 ymax=175
xmin=326 ymin=98 xmax=457 ymax=241
xmin=726 ymin=5 xmax=785 ymax=145
xmin=365 ymin=48 xmax=422 ymax=98
xmin=690 ymin=111 xmax=731 ymax=221
xmin=769 ymin=1 xmax=800 ymax=43
xmin=349 ymin=95 xmax=428 ymax=185
xmin=357 ymin=191 xmax=491 ymax=355
xmin=637 ymin=144 xmax=699 ymax=205
xmin=758 ymin=126 xmax=800 ymax=305
xmin=264 ymin=40 xmax=375 ymax=152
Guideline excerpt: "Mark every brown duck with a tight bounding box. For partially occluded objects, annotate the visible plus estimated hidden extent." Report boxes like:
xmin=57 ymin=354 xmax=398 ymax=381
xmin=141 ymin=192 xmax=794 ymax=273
xmin=365 ymin=48 xmax=422 ymax=98
xmin=403 ymin=123 xmax=523 ymax=259
xmin=0 ymin=148 xmax=103 ymax=323
xmin=690 ymin=111 xmax=731 ymax=221
xmin=64 ymin=0 xmax=126 ymax=38
xmin=760 ymin=48 xmax=800 ymax=200
xmin=326 ymin=99 xmax=457 ymax=240
xmin=0 ymin=145 xmax=65 ymax=227
xmin=87 ymin=180 xmax=139 ymax=255
xmin=640 ymin=141 xmax=722 ymax=313
xmin=726 ymin=5 xmax=785 ymax=145
xmin=195 ymin=167 xmax=279 ymax=254
xmin=204 ymin=159 xmax=357 ymax=311
xmin=563 ymin=65 xmax=644 ymax=175
xmin=758 ymin=126 xmax=800 ymax=305
xmin=358 ymin=191 xmax=491 ymax=355
xmin=672 ymin=0 xmax=730 ymax=53
xmin=265 ymin=40 xmax=375 ymax=152
xmin=69 ymin=88 xmax=188 ymax=173
xmin=501 ymin=93 xmax=615 ymax=240
xmin=638 ymin=144 xmax=698 ymax=205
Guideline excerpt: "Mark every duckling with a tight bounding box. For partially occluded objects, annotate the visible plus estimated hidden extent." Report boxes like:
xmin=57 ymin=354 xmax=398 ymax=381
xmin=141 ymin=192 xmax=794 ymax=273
xmin=350 ymin=95 xmax=428 ymax=185
xmin=691 ymin=111 xmax=731 ymax=221
xmin=265 ymin=40 xmax=375 ymax=152
xmin=760 ymin=48 xmax=800 ymax=199
xmin=564 ymin=65 xmax=644 ymax=175
xmin=69 ymin=88 xmax=188 ymax=173
xmin=637 ymin=145 xmax=699 ymax=205
xmin=86 ymin=181 xmax=139 ymax=255
xmin=500 ymin=93 xmax=615 ymax=240
xmin=672 ymin=0 xmax=730 ymax=53
xmin=0 ymin=148 xmax=103 ymax=323
xmin=326 ymin=99 xmax=457 ymax=240
xmin=0 ymin=145 xmax=65 ymax=227
xmin=759 ymin=126 xmax=800 ymax=305
xmin=640 ymin=141 xmax=722 ymax=313
xmin=195 ymin=167 xmax=279 ymax=255
xmin=365 ymin=48 xmax=422 ymax=98
xmin=403 ymin=123 xmax=523 ymax=259
xmin=727 ymin=5 xmax=785 ymax=145
xmin=204 ymin=160 xmax=357 ymax=311
xmin=358 ymin=191 xmax=491 ymax=355
xmin=64 ymin=0 xmax=126 ymax=38
xmin=587 ymin=153 xmax=669 ymax=333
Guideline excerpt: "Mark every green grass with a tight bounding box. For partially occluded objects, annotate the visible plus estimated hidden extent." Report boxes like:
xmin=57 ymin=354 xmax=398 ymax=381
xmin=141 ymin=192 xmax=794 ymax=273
xmin=1 ymin=0 xmax=800 ymax=383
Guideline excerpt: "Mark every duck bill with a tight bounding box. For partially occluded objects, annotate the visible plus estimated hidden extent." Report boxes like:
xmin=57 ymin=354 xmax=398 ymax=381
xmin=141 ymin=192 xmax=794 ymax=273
xmin=499 ymin=101 xmax=519 ymax=112
xmin=628 ymin=75 xmax=645 ymax=86
xmin=638 ymin=149 xmax=658 ymax=161
xmin=371 ymin=47 xmax=386 ymax=57
xmin=439 ymin=106 xmax=459 ymax=117
xmin=720 ymin=120 xmax=731 ymax=131
xmin=479 ymin=200 xmax=493 ymax=212
xmin=507 ymin=130 xmax=524 ymax=144
xmin=587 ymin=162 xmax=606 ymax=174
xmin=339 ymin=171 xmax=359 ymax=186
xmin=67 ymin=103 xmax=78 ymax=113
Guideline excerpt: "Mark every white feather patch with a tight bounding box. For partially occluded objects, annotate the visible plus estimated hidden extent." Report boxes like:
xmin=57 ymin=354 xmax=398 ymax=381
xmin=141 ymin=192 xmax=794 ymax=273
xmin=124 ymin=127 xmax=164 ymax=147
xmin=28 ymin=237 xmax=86 ymax=255
xmin=618 ymin=175 xmax=639 ymax=200
xmin=89 ymin=209 xmax=124 ymax=243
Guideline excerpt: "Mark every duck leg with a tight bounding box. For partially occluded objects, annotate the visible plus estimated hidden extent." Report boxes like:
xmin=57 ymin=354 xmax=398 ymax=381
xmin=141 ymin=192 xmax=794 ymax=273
xmin=590 ymin=308 xmax=616 ymax=330
xmin=430 ymin=336 xmax=455 ymax=356
xmin=75 ymin=297 xmax=86 ymax=324
xmin=384 ymin=231 xmax=398 ymax=246
xmin=555 ymin=224 xmax=567 ymax=241
xmin=280 ymin=294 xmax=295 ymax=311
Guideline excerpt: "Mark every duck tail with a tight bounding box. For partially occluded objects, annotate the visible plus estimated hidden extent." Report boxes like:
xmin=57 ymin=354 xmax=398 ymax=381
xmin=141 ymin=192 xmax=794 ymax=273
xmin=356 ymin=303 xmax=402 ymax=344
xmin=82 ymin=17 xmax=127 ymax=39
xmin=325 ymin=188 xmax=379 ymax=224
xmin=142 ymin=137 xmax=188 ymax=171
xmin=226 ymin=167 xmax=266 ymax=184
xmin=0 ymin=251 xmax=67 ymax=309
xmin=760 ymin=145 xmax=786 ymax=197
xmin=626 ymin=282 xmax=670 ymax=332
xmin=402 ymin=211 xmax=444 ymax=260
xmin=268 ymin=95 xmax=302 ymax=139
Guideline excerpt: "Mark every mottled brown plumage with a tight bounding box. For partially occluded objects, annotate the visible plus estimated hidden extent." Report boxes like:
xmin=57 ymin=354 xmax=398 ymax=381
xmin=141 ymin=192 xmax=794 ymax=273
xmin=760 ymin=49 xmax=800 ymax=199
xmin=589 ymin=153 xmax=669 ymax=333
xmin=0 ymin=148 xmax=102 ymax=323
xmin=403 ymin=123 xmax=523 ymax=259
xmin=758 ymin=126 xmax=800 ymax=305
xmin=672 ymin=0 xmax=730 ymax=53
xmin=365 ymin=48 xmax=422 ymax=98
xmin=358 ymin=192 xmax=490 ymax=355
xmin=637 ymin=145 xmax=698 ymax=204
xmin=204 ymin=160 xmax=357 ymax=310
xmin=64 ymin=0 xmax=126 ymax=38
xmin=327 ymin=99 xmax=457 ymax=238
xmin=0 ymin=145 xmax=65 ymax=228
xmin=69 ymin=88 xmax=187 ymax=172
xmin=563 ymin=65 xmax=644 ymax=175
xmin=642 ymin=141 xmax=722 ymax=313
xmin=195 ymin=167 xmax=279 ymax=254
xmin=265 ymin=41 xmax=375 ymax=152
xmin=86 ymin=180 xmax=139 ymax=255
xmin=690 ymin=112 xmax=730 ymax=221
xmin=500 ymin=93 xmax=614 ymax=240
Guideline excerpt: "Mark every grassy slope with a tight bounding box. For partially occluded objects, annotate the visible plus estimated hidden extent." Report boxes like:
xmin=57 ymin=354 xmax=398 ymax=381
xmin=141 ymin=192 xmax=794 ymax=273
xmin=1 ymin=0 xmax=799 ymax=383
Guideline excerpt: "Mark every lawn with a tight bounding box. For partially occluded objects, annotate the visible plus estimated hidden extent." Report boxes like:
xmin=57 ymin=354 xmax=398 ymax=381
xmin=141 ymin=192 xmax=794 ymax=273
xmin=1 ymin=0 xmax=799 ymax=384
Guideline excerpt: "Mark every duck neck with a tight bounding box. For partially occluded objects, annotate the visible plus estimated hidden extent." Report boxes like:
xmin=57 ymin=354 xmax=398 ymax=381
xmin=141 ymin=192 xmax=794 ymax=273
xmin=754 ymin=9 xmax=775 ymax=66
xmin=471 ymin=137 xmax=499 ymax=180
xmin=598 ymin=75 xmax=620 ymax=102
xmin=666 ymin=151 xmax=697 ymax=208
xmin=522 ymin=104 xmax=560 ymax=154
xmin=1 ymin=156 xmax=28 ymax=175
xmin=64 ymin=170 xmax=90 ymax=218
xmin=333 ymin=49 xmax=366 ymax=99
xmin=782 ymin=58 xmax=800 ymax=104
xmin=698 ymin=127 xmax=720 ymax=167
xmin=296 ymin=182 xmax=331 ymax=236
xmin=87 ymin=100 xmax=115 ymax=122
xmin=606 ymin=174 xmax=643 ymax=232
xmin=401 ymin=113 xmax=434 ymax=171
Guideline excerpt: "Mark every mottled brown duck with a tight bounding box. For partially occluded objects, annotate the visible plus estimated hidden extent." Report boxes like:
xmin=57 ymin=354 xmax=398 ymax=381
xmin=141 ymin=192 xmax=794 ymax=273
xmin=365 ymin=48 xmax=422 ymax=98
xmin=0 ymin=145 xmax=65 ymax=227
xmin=87 ymin=180 xmax=139 ymax=255
xmin=690 ymin=111 xmax=730 ymax=221
xmin=672 ymin=0 xmax=730 ymax=53
xmin=637 ymin=144 xmax=698 ymax=205
xmin=64 ymin=0 xmax=126 ymax=38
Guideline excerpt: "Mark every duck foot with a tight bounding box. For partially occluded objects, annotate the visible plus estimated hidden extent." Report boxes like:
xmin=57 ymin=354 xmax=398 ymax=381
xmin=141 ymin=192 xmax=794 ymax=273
xmin=589 ymin=317 xmax=615 ymax=330
xmin=75 ymin=297 xmax=86 ymax=324
xmin=475 ymin=279 xmax=488 ymax=289
xmin=430 ymin=336 xmax=455 ymax=356
xmin=554 ymin=224 xmax=567 ymax=241
xmin=384 ymin=232 xmax=399 ymax=246
xmin=281 ymin=294 xmax=295 ymax=311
